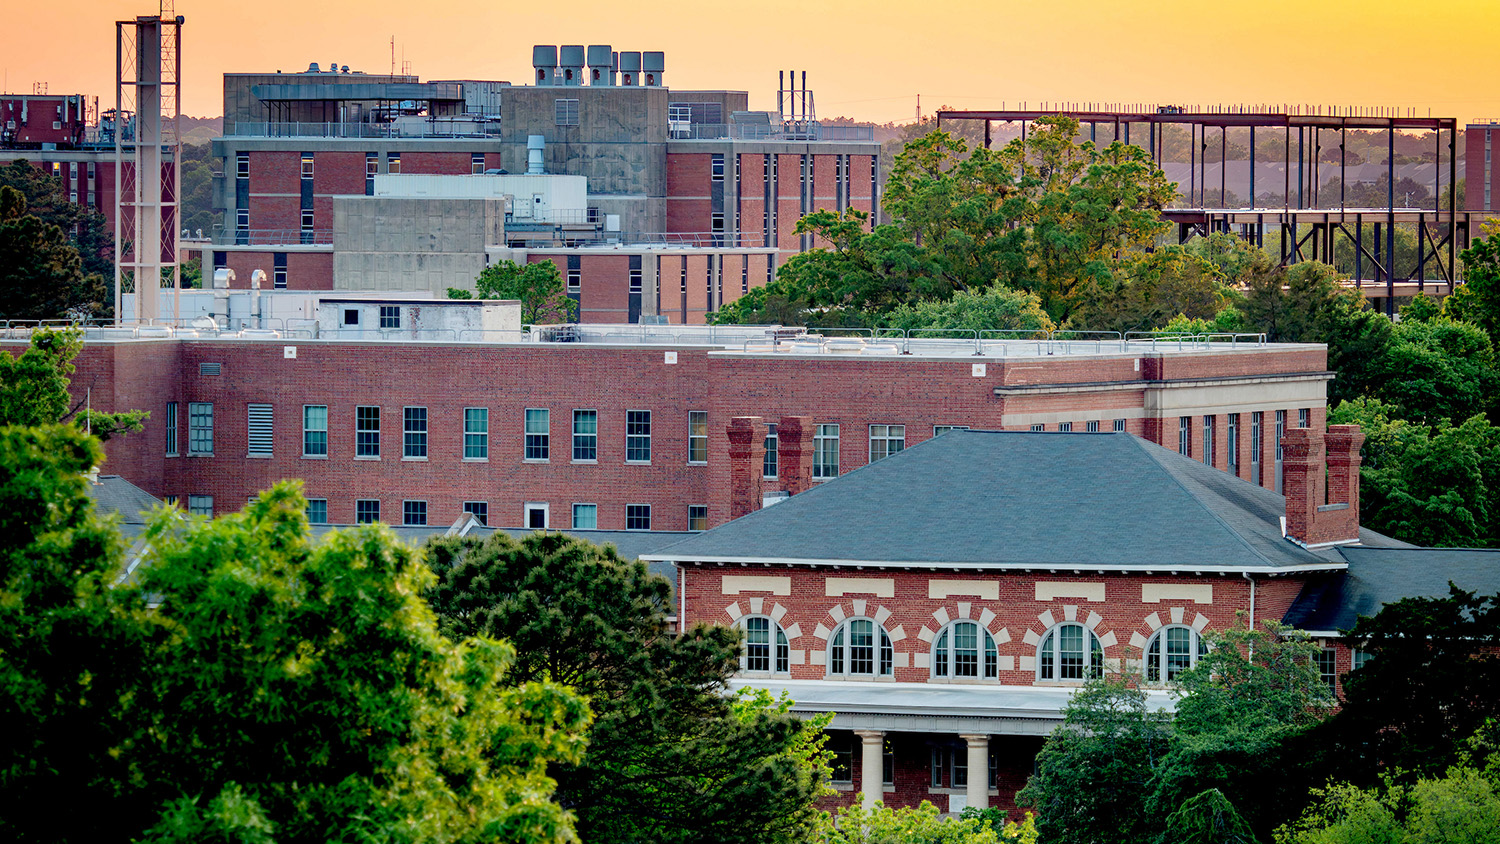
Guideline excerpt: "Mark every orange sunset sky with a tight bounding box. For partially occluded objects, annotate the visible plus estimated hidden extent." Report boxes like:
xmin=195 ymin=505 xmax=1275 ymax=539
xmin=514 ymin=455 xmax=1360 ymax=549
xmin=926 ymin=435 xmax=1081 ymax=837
xmin=3 ymin=0 xmax=1498 ymax=124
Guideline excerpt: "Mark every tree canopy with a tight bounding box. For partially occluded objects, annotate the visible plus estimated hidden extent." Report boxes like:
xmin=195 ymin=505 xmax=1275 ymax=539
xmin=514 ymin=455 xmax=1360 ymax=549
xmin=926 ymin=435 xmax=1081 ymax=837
xmin=0 ymin=327 xmax=146 ymax=440
xmin=450 ymin=259 xmax=578 ymax=324
xmin=423 ymin=531 xmax=831 ymax=844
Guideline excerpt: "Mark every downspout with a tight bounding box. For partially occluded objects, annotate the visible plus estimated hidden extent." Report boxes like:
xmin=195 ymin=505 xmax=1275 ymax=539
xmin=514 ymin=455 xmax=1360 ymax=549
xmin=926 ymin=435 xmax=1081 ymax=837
xmin=679 ymin=562 xmax=686 ymax=635
xmin=1243 ymin=571 xmax=1257 ymax=657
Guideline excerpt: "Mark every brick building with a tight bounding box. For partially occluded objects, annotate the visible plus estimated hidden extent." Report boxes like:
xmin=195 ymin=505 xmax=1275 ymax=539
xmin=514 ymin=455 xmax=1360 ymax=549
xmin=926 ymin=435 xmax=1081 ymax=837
xmin=201 ymin=49 xmax=879 ymax=323
xmin=643 ymin=426 xmax=1497 ymax=816
xmin=23 ymin=323 xmax=1331 ymax=533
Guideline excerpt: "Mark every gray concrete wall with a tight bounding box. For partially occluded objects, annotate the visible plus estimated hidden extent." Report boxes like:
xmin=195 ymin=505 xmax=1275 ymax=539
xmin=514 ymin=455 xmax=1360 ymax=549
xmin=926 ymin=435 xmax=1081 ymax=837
xmin=332 ymin=196 xmax=506 ymax=293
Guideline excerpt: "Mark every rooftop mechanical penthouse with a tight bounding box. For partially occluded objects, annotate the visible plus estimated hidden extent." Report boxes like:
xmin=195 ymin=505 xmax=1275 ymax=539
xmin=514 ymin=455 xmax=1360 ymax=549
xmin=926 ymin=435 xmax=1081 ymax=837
xmin=22 ymin=322 xmax=1332 ymax=532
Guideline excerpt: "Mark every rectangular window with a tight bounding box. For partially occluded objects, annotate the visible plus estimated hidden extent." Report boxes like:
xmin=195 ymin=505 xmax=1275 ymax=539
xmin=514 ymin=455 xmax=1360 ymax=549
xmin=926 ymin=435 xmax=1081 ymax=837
xmin=629 ymin=268 xmax=643 ymax=294
xmin=403 ymin=500 xmax=427 ymax=526
xmin=1030 ymin=424 xmax=1045 ymax=432
xmin=573 ymin=409 xmax=598 ymax=461
xmin=187 ymin=495 xmax=213 ymax=516
xmin=300 ymin=210 xmax=314 ymax=230
xmin=931 ymin=749 xmax=946 ymax=788
xmin=188 ymin=402 xmax=214 ymax=455
xmin=566 ymin=268 xmax=581 ymax=292
xmin=273 ymin=267 xmax=287 ymax=289
xmin=555 ymin=98 xmax=580 ymax=126
xmin=832 ymin=741 xmax=853 ymax=784
xmin=1085 ymin=420 xmax=1099 ymax=433
xmin=247 ymin=403 xmax=273 ymax=457
xmin=1114 ymin=419 xmax=1127 ymax=432
xmin=236 ymin=208 xmax=249 ymax=231
xmin=688 ymin=411 xmax=708 ymax=464
xmin=343 ymin=308 xmax=359 ymax=326
xmin=1227 ymin=414 xmax=1240 ymax=476
xmin=711 ymin=154 xmax=725 ymax=182
xmin=1251 ymin=411 xmax=1264 ymax=486
xmin=934 ymin=425 xmax=970 ymax=436
xmin=1275 ymin=410 xmax=1287 ymax=493
xmin=164 ymin=401 xmax=179 ymax=456
xmin=763 ymin=422 xmax=778 ymax=478
xmin=525 ymin=503 xmax=548 ymax=529
xmin=1317 ymin=648 xmax=1338 ymax=691
xmin=236 ymin=152 xmax=249 ymax=179
xmin=1058 ymin=422 xmax=1073 ymax=432
xmin=711 ymin=211 xmax=725 ymax=232
xmin=626 ymin=504 xmax=651 ymax=531
xmin=306 ymin=499 xmax=328 ymax=524
xmin=572 ymin=503 xmax=598 ymax=530
xmin=688 ymin=504 xmax=708 ymax=531
xmin=366 ymin=153 xmax=378 ymax=179
xmin=387 ymin=153 xmax=400 ymax=174
xmin=300 ymin=154 xmax=314 ymax=179
xmin=379 ymin=306 xmax=400 ymax=328
xmin=356 ymin=406 xmax=380 ymax=457
xmin=403 ymin=407 xmax=428 ymax=459
xmin=303 ymin=405 xmax=328 ymax=457
xmin=869 ymin=424 xmax=905 ymax=462
xmin=525 ymin=408 xmax=550 ymax=460
xmin=626 ymin=410 xmax=652 ymax=463
xmin=355 ymin=499 xmax=380 ymax=524
xmin=813 ymin=424 xmax=840 ymax=479
xmin=1299 ymin=408 xmax=1310 ymax=429
xmin=1179 ymin=416 xmax=1192 ymax=457
xmin=462 ymin=501 xmax=488 ymax=525
xmin=464 ymin=408 xmax=489 ymax=459
xmin=1202 ymin=415 xmax=1215 ymax=466
xmin=471 ymin=153 xmax=485 ymax=175
xmin=952 ymin=748 xmax=968 ymax=788
xmin=1353 ymin=649 xmax=1375 ymax=671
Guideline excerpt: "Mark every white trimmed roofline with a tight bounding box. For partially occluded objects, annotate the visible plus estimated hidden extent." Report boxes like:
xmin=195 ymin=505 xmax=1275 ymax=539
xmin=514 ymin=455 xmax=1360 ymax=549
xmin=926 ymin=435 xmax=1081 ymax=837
xmin=642 ymin=553 xmax=1348 ymax=575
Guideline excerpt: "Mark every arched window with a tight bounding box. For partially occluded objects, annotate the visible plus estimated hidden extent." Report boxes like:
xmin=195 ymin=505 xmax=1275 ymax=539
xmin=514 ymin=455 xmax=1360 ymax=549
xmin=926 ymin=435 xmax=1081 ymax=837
xmin=741 ymin=616 xmax=790 ymax=674
xmin=1037 ymin=622 xmax=1103 ymax=681
xmin=1144 ymin=626 xmax=1206 ymax=683
xmin=828 ymin=618 xmax=894 ymax=677
xmin=932 ymin=621 xmax=998 ymax=679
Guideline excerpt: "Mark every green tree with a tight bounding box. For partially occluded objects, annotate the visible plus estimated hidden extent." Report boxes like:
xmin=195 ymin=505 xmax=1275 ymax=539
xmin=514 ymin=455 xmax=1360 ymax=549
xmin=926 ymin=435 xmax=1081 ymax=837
xmin=1329 ymin=399 xmax=1500 ymax=547
xmin=0 ymin=159 xmax=113 ymax=280
xmin=1069 ymin=247 xmax=1232 ymax=334
xmin=1275 ymin=766 xmax=1500 ymax=844
xmin=450 ymin=259 xmax=578 ymax=324
xmin=1444 ymin=234 xmax=1500 ymax=341
xmin=423 ymin=531 xmax=831 ymax=844
xmin=1319 ymin=586 xmax=1500 ymax=783
xmin=1147 ymin=621 xmax=1334 ymax=840
xmin=0 ymin=186 xmax=108 ymax=321
xmin=820 ymin=801 xmax=1038 ymax=844
xmin=1369 ymin=318 xmax=1497 ymax=425
xmin=884 ymin=285 xmax=1053 ymax=336
xmin=1160 ymin=789 xmax=1259 ymax=844
xmin=1016 ymin=675 xmax=1172 ymax=844
xmin=0 ymin=328 xmax=146 ymax=440
xmin=1399 ymin=293 xmax=1441 ymax=323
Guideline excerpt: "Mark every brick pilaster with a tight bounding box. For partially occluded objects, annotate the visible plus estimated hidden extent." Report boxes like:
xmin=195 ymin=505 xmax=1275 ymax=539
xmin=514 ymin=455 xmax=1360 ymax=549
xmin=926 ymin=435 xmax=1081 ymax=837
xmin=727 ymin=416 xmax=765 ymax=520
xmin=777 ymin=415 xmax=813 ymax=496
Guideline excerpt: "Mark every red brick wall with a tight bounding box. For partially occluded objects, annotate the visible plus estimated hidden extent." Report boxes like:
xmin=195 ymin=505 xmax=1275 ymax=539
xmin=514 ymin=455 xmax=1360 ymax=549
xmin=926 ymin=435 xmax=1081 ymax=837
xmin=578 ymin=254 xmax=631 ymax=323
xmin=666 ymin=153 xmax=712 ymax=234
xmin=402 ymin=152 xmax=472 ymax=175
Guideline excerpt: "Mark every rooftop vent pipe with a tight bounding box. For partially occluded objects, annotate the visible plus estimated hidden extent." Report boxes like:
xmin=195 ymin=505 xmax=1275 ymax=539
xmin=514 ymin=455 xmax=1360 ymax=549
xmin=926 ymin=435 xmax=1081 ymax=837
xmin=527 ymin=135 xmax=546 ymax=175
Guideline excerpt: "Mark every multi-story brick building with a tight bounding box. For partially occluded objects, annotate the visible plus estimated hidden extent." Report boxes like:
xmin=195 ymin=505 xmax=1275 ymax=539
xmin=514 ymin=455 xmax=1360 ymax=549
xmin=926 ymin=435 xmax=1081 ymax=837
xmin=23 ymin=321 xmax=1331 ymax=533
xmin=200 ymin=49 xmax=878 ymax=323
xmin=645 ymin=425 xmax=1497 ymax=816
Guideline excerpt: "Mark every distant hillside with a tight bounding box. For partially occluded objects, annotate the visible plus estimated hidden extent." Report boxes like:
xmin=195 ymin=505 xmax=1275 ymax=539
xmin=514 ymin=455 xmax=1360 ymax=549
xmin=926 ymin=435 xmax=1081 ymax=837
xmin=180 ymin=116 xmax=222 ymax=146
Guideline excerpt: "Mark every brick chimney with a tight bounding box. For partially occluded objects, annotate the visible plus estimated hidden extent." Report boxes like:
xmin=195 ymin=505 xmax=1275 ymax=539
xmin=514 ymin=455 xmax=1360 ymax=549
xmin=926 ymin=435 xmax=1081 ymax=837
xmin=1282 ymin=424 xmax=1365 ymax=546
xmin=776 ymin=415 xmax=814 ymax=496
xmin=727 ymin=416 xmax=766 ymax=520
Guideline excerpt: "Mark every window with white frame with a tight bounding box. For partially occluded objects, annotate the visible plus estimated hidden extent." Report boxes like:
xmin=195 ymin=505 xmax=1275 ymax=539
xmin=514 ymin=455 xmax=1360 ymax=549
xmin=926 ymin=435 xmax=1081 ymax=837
xmin=1353 ymin=648 xmax=1375 ymax=671
xmin=300 ymin=154 xmax=314 ymax=179
xmin=869 ymin=424 xmax=905 ymax=462
xmin=236 ymin=153 xmax=249 ymax=179
xmin=1114 ymin=419 xmax=1127 ymax=432
xmin=356 ymin=406 xmax=380 ymax=457
xmin=462 ymin=501 xmax=488 ymax=525
xmin=573 ymin=409 xmax=597 ymax=461
xmin=827 ymin=618 xmax=894 ymax=678
xmin=355 ymin=499 xmax=380 ymax=523
xmin=379 ymin=306 xmax=400 ymax=329
xmin=688 ymin=411 xmax=708 ymax=463
xmin=572 ymin=503 xmax=598 ymax=530
xmin=932 ymin=620 xmax=999 ymax=679
xmin=187 ymin=495 xmax=213 ymax=516
xmin=933 ymin=425 xmax=969 ymax=436
xmin=464 ymin=408 xmax=488 ymax=459
xmin=1275 ymin=410 xmax=1287 ymax=492
xmin=1317 ymin=647 xmax=1338 ymax=691
xmin=1251 ymin=411 xmax=1264 ymax=485
xmin=1030 ymin=424 xmax=1044 ymax=432
xmin=403 ymin=500 xmax=427 ymax=526
xmin=1202 ymin=415 xmax=1215 ymax=465
xmin=525 ymin=408 xmax=550 ymax=460
xmin=1085 ymin=420 xmax=1099 ymax=433
xmin=305 ymin=499 xmax=328 ymax=524
xmin=688 ymin=504 xmax=708 ymax=531
xmin=625 ymin=504 xmax=650 ymax=530
xmin=188 ymin=402 xmax=214 ymax=455
xmin=626 ymin=410 xmax=651 ymax=463
xmin=1144 ymin=626 xmax=1206 ymax=683
xmin=741 ymin=616 xmax=790 ymax=674
xmin=566 ymin=268 xmax=580 ymax=292
xmin=813 ymin=423 xmax=839 ymax=479
xmin=1037 ymin=622 xmax=1104 ymax=681
xmin=1058 ymin=422 xmax=1073 ymax=432
xmin=763 ymin=422 xmax=778 ymax=478
xmin=403 ymin=407 xmax=428 ymax=458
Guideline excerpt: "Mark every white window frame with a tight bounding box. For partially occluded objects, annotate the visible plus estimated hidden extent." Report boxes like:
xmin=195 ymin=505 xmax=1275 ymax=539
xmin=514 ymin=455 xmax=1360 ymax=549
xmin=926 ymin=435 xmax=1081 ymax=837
xmin=463 ymin=407 xmax=489 ymax=460
xmin=572 ymin=409 xmax=598 ymax=462
xmin=355 ymin=405 xmax=380 ymax=458
xmin=868 ymin=424 xmax=905 ymax=462
xmin=1144 ymin=625 xmax=1206 ymax=684
xmin=626 ymin=410 xmax=652 ymax=464
xmin=688 ymin=504 xmax=708 ymax=531
xmin=625 ymin=503 xmax=651 ymax=531
xmin=188 ymin=401 xmax=214 ymax=455
xmin=826 ymin=618 xmax=894 ymax=679
xmin=931 ymin=620 xmax=999 ymax=681
xmin=524 ymin=502 xmax=549 ymax=530
xmin=462 ymin=501 xmax=488 ymax=525
xmin=1036 ymin=622 xmax=1104 ymax=682
xmin=813 ymin=423 xmax=839 ymax=479
xmin=572 ymin=502 xmax=598 ymax=530
xmin=187 ymin=495 xmax=213 ymax=516
xmin=687 ymin=411 xmax=708 ymax=464
xmin=402 ymin=500 xmax=428 ymax=526
xmin=355 ymin=499 xmax=380 ymax=524
xmin=305 ymin=498 xmax=328 ymax=524
xmin=739 ymin=616 xmax=790 ymax=675
xmin=403 ymin=406 xmax=428 ymax=460
xmin=525 ymin=408 xmax=550 ymax=461
xmin=763 ymin=422 xmax=778 ymax=478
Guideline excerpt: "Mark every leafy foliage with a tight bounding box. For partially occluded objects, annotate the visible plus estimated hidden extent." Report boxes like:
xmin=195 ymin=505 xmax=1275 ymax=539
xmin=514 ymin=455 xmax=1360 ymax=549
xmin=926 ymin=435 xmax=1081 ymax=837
xmin=0 ymin=327 xmax=146 ymax=440
xmin=423 ymin=531 xmax=831 ymax=844
xmin=1015 ymin=675 xmax=1172 ymax=844
xmin=818 ymin=801 xmax=1038 ymax=844
xmin=0 ymin=186 xmax=109 ymax=321
xmin=450 ymin=259 xmax=577 ymax=324
xmin=1368 ymin=318 xmax=1498 ymax=425
xmin=1160 ymin=789 xmax=1259 ymax=844
xmin=1320 ymin=586 xmax=1500 ymax=783
xmin=1444 ymin=234 xmax=1500 ymax=341
xmin=1274 ymin=766 xmax=1500 ymax=844
xmin=885 ymin=285 xmax=1053 ymax=336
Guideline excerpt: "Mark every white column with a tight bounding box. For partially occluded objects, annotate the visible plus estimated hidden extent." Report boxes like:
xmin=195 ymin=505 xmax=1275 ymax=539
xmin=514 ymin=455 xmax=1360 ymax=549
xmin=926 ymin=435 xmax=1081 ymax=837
xmin=855 ymin=729 xmax=885 ymax=809
xmin=961 ymin=733 xmax=989 ymax=811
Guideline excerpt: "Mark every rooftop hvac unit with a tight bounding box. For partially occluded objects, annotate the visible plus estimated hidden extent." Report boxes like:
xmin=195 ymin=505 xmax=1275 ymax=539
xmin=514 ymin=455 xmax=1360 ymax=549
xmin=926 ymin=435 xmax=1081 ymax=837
xmin=587 ymin=44 xmax=614 ymax=86
xmin=532 ymin=45 xmax=558 ymax=86
xmin=642 ymin=51 xmax=664 ymax=87
xmin=618 ymin=51 xmax=641 ymax=86
xmin=559 ymin=45 xmax=585 ymax=86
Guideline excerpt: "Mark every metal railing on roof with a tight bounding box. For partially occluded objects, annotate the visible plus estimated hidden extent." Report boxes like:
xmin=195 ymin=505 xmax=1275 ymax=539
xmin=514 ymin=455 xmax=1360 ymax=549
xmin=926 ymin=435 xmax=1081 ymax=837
xmin=666 ymin=122 xmax=877 ymax=142
xmin=229 ymin=121 xmax=502 ymax=139
xmin=211 ymin=228 xmax=333 ymax=246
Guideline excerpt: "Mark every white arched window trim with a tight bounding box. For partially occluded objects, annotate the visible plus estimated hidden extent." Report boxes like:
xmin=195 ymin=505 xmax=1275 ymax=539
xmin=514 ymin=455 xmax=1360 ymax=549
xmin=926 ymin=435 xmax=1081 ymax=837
xmin=1036 ymin=622 xmax=1104 ymax=681
xmin=931 ymin=620 xmax=999 ymax=680
xmin=827 ymin=617 xmax=894 ymax=678
xmin=738 ymin=615 xmax=790 ymax=674
xmin=1143 ymin=625 xmax=1206 ymax=684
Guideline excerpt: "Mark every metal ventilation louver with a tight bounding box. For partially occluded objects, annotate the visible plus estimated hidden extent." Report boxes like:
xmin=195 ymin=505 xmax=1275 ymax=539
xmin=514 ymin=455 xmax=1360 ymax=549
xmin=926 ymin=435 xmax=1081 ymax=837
xmin=200 ymin=362 xmax=222 ymax=376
